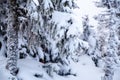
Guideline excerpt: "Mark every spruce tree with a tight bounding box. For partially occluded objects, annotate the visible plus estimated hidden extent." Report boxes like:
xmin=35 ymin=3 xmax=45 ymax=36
xmin=95 ymin=0 xmax=120 ymax=80
xmin=26 ymin=0 xmax=88 ymax=76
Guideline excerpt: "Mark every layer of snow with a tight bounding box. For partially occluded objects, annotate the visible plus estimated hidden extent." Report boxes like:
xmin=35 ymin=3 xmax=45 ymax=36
xmin=113 ymin=66 xmax=120 ymax=80
xmin=0 ymin=55 xmax=104 ymax=80
xmin=52 ymin=11 xmax=83 ymax=38
xmin=68 ymin=55 xmax=104 ymax=80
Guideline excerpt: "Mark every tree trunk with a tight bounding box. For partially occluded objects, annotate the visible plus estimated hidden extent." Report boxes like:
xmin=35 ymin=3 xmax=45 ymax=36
xmin=6 ymin=0 xmax=19 ymax=76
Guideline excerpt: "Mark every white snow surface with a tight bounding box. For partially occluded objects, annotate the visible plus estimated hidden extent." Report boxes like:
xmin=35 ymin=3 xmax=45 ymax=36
xmin=113 ymin=67 xmax=120 ymax=80
xmin=0 ymin=55 xmax=104 ymax=80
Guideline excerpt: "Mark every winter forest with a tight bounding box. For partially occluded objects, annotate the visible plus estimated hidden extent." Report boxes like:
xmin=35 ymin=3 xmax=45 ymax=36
xmin=0 ymin=0 xmax=120 ymax=80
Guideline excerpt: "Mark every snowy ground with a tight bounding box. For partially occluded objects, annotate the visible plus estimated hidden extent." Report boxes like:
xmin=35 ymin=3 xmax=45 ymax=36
xmin=0 ymin=55 xmax=104 ymax=80
xmin=0 ymin=37 xmax=105 ymax=80
xmin=1 ymin=55 xmax=120 ymax=80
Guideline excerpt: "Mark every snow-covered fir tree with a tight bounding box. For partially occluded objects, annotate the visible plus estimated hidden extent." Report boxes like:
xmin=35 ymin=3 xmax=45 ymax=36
xmin=26 ymin=0 xmax=88 ymax=76
xmin=82 ymin=15 xmax=97 ymax=56
xmin=95 ymin=0 xmax=120 ymax=80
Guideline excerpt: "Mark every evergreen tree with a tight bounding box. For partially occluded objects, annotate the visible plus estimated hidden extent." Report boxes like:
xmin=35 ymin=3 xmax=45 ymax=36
xmin=82 ymin=16 xmax=97 ymax=56
xmin=26 ymin=0 xmax=88 ymax=76
xmin=6 ymin=0 xmax=28 ymax=76
xmin=95 ymin=0 xmax=120 ymax=80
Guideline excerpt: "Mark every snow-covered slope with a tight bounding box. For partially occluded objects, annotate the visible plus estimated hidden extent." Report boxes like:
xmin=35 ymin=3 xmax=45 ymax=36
xmin=0 ymin=55 xmax=104 ymax=80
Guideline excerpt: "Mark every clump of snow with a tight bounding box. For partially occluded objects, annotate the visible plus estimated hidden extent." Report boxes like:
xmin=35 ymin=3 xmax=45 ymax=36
xmin=33 ymin=0 xmax=39 ymax=6
xmin=51 ymin=11 xmax=83 ymax=38
xmin=51 ymin=11 xmax=71 ymax=28
xmin=0 ymin=37 xmax=6 ymax=57
xmin=43 ymin=0 xmax=53 ymax=11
